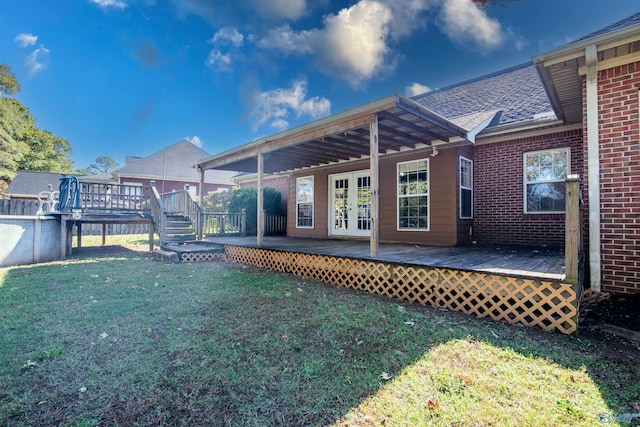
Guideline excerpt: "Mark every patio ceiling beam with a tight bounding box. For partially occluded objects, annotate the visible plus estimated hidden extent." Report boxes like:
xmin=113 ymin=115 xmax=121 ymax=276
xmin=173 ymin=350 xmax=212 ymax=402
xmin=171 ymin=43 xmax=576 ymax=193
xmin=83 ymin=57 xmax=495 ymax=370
xmin=285 ymin=142 xmax=359 ymax=165
xmin=377 ymin=123 xmax=427 ymax=145
xmin=198 ymin=112 xmax=380 ymax=171
xmin=323 ymin=136 xmax=371 ymax=157
xmin=311 ymin=137 xmax=366 ymax=157
xmin=396 ymin=96 xmax=470 ymax=142
xmin=341 ymin=128 xmax=410 ymax=154
xmin=378 ymin=111 xmax=444 ymax=142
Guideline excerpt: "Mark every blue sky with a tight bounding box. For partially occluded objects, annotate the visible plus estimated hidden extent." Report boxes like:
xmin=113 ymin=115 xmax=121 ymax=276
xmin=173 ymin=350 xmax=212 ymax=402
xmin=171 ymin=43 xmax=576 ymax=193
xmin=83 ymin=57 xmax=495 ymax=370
xmin=1 ymin=0 xmax=638 ymax=170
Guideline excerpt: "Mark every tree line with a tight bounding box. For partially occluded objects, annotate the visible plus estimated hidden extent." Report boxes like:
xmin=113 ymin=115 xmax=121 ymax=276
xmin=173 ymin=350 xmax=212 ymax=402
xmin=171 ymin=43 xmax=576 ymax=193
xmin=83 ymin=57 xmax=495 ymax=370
xmin=0 ymin=65 xmax=122 ymax=195
xmin=0 ymin=64 xmax=74 ymax=193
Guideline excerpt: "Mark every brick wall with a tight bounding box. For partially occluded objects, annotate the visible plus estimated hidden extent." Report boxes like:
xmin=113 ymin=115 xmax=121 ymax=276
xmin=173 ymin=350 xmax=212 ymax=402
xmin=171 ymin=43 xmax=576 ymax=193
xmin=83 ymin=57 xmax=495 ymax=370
xmin=587 ymin=62 xmax=640 ymax=294
xmin=474 ymin=129 xmax=583 ymax=247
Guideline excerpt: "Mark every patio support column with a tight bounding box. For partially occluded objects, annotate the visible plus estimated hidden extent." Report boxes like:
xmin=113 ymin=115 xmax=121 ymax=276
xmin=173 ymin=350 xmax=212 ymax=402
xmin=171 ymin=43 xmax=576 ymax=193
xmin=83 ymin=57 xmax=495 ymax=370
xmin=257 ymin=152 xmax=264 ymax=247
xmin=198 ymin=168 xmax=205 ymax=240
xmin=369 ymin=115 xmax=379 ymax=258
xmin=199 ymin=168 xmax=204 ymax=206
xmin=586 ymin=45 xmax=601 ymax=292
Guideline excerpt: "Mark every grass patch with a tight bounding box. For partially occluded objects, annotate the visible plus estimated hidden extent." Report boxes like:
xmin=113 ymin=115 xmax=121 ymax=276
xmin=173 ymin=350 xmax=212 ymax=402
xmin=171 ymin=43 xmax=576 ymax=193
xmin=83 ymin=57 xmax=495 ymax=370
xmin=1 ymin=236 xmax=638 ymax=426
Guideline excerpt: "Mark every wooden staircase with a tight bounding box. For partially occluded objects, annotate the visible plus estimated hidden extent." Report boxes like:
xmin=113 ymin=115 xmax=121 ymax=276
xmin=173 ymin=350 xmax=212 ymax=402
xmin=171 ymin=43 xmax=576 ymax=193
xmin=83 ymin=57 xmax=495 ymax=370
xmin=164 ymin=214 xmax=197 ymax=244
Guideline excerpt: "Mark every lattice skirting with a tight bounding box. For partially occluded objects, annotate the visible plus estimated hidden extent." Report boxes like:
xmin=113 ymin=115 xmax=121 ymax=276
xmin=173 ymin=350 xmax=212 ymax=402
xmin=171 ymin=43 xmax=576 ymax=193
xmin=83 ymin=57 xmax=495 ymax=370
xmin=180 ymin=252 xmax=225 ymax=263
xmin=225 ymin=245 xmax=579 ymax=334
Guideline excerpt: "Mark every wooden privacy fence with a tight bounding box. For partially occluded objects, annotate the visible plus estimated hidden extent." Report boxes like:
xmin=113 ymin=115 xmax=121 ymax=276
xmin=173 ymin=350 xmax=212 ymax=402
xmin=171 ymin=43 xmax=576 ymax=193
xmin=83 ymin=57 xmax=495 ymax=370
xmin=0 ymin=199 xmax=40 ymax=215
xmin=224 ymin=246 xmax=579 ymax=334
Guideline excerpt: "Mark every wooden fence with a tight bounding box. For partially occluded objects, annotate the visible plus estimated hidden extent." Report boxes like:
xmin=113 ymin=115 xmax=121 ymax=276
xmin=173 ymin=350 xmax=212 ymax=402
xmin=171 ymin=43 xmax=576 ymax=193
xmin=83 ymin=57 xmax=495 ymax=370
xmin=0 ymin=199 xmax=40 ymax=215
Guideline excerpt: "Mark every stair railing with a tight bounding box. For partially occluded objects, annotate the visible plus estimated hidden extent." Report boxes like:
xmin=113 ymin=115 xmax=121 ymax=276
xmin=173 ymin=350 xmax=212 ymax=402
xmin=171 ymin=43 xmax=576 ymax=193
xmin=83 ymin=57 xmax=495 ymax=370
xmin=159 ymin=186 xmax=204 ymax=240
xmin=149 ymin=181 xmax=168 ymax=245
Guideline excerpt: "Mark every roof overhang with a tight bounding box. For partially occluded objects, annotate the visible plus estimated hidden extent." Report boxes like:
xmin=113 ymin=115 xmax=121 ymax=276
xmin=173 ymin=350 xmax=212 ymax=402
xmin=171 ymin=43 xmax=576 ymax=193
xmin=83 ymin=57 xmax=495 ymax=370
xmin=196 ymin=94 xmax=496 ymax=174
xmin=534 ymin=20 xmax=640 ymax=124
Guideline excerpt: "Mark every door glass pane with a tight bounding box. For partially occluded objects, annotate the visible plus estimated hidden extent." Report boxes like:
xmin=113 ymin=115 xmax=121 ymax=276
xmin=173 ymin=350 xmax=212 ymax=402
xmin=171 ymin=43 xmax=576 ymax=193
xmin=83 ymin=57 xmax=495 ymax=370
xmin=334 ymin=179 xmax=349 ymax=230
xmin=357 ymin=176 xmax=371 ymax=231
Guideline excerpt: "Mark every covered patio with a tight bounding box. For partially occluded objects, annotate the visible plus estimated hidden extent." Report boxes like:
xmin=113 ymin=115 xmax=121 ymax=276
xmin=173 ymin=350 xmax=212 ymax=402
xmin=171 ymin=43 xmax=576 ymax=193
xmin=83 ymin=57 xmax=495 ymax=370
xmin=193 ymin=93 xmax=582 ymax=334
xmin=195 ymin=94 xmax=498 ymax=256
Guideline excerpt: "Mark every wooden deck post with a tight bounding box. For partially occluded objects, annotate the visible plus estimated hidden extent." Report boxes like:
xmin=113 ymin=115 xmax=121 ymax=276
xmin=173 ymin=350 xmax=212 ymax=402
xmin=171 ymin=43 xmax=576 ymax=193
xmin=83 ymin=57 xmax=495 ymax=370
xmin=198 ymin=168 xmax=205 ymax=240
xmin=77 ymin=222 xmax=83 ymax=249
xmin=60 ymin=217 xmax=67 ymax=259
xmin=149 ymin=221 xmax=155 ymax=252
xmin=257 ymin=153 xmax=264 ymax=247
xmin=369 ymin=115 xmax=379 ymax=258
xmin=565 ymin=174 xmax=581 ymax=285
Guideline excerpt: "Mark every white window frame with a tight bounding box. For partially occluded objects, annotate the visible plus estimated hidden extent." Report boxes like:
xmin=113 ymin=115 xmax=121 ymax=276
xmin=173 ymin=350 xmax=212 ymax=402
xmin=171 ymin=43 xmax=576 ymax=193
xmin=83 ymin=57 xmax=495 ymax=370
xmin=296 ymin=176 xmax=314 ymax=228
xmin=397 ymin=158 xmax=430 ymax=231
xmin=523 ymin=147 xmax=570 ymax=214
xmin=459 ymin=156 xmax=473 ymax=219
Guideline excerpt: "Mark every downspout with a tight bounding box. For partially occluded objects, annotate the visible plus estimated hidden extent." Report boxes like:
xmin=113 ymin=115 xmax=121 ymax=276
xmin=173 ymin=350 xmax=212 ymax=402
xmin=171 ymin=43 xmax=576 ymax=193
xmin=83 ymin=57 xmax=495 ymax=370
xmin=585 ymin=45 xmax=601 ymax=292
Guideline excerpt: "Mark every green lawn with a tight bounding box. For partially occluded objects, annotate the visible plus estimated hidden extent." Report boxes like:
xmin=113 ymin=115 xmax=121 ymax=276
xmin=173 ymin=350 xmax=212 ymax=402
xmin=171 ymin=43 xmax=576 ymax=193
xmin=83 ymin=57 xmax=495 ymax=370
xmin=1 ymin=235 xmax=638 ymax=426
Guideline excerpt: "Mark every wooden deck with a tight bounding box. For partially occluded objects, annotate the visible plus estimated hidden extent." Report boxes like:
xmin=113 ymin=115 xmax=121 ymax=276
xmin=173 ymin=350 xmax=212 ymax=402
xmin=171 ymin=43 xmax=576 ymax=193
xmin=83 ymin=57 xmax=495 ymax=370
xmin=205 ymin=236 xmax=566 ymax=281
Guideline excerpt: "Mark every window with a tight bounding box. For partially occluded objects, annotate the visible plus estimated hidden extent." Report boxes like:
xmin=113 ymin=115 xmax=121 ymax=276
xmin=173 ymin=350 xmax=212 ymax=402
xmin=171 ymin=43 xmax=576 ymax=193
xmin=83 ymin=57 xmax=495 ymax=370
xmin=524 ymin=148 xmax=569 ymax=213
xmin=460 ymin=157 xmax=473 ymax=219
xmin=397 ymin=159 xmax=429 ymax=230
xmin=296 ymin=176 xmax=314 ymax=228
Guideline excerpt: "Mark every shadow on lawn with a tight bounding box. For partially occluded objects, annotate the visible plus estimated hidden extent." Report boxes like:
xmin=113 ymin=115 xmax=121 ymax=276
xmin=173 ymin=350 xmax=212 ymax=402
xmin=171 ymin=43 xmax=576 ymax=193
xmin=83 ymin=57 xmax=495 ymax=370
xmin=0 ymin=251 xmax=638 ymax=426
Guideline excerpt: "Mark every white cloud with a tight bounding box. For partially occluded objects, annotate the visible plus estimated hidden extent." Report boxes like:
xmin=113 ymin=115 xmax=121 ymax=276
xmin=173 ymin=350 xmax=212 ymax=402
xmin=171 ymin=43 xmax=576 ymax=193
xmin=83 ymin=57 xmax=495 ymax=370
xmin=211 ymin=27 xmax=244 ymax=47
xmin=258 ymin=0 xmax=394 ymax=88
xmin=168 ymin=0 xmax=218 ymax=24
xmin=258 ymin=25 xmax=315 ymax=54
xmin=205 ymin=50 xmax=233 ymax=72
xmin=252 ymin=0 xmax=308 ymax=21
xmin=14 ymin=33 xmax=38 ymax=47
xmin=439 ymin=0 xmax=503 ymax=50
xmin=248 ymin=78 xmax=331 ymax=131
xmin=379 ymin=0 xmax=439 ymax=39
xmin=186 ymin=136 xmax=203 ymax=148
xmin=256 ymin=0 xmax=510 ymax=86
xmin=25 ymin=45 xmax=49 ymax=75
xmin=206 ymin=27 xmax=244 ymax=72
xmin=405 ymin=82 xmax=431 ymax=97
xmin=89 ymin=0 xmax=128 ymax=9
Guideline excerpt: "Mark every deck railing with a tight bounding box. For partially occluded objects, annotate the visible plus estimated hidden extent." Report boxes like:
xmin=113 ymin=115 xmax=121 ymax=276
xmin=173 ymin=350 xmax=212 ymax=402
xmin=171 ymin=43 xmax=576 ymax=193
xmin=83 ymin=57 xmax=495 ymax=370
xmin=265 ymin=214 xmax=287 ymax=236
xmin=77 ymin=182 xmax=153 ymax=213
xmin=203 ymin=210 xmax=246 ymax=236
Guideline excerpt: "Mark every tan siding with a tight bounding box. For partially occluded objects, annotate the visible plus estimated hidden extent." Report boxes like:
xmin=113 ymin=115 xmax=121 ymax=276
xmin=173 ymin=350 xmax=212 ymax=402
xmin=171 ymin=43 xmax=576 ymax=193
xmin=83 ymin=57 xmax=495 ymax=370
xmin=457 ymin=145 xmax=474 ymax=245
xmin=288 ymin=148 xmax=460 ymax=245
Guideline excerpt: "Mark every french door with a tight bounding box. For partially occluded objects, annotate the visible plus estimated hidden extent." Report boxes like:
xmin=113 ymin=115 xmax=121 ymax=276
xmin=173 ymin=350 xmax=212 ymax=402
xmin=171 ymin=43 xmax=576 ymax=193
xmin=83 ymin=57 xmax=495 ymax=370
xmin=329 ymin=171 xmax=371 ymax=237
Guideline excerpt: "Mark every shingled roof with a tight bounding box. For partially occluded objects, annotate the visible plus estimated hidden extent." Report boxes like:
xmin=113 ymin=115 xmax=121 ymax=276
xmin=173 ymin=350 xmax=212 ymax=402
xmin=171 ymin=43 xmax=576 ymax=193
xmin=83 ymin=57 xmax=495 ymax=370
xmin=5 ymin=171 xmax=65 ymax=198
xmin=575 ymin=11 xmax=640 ymax=42
xmin=115 ymin=139 xmax=236 ymax=184
xmin=411 ymin=62 xmax=556 ymax=131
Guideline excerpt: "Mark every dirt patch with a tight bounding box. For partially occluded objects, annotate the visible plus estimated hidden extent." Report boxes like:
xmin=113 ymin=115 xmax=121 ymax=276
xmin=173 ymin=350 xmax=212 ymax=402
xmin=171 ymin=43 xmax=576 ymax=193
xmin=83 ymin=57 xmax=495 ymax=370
xmin=581 ymin=292 xmax=640 ymax=332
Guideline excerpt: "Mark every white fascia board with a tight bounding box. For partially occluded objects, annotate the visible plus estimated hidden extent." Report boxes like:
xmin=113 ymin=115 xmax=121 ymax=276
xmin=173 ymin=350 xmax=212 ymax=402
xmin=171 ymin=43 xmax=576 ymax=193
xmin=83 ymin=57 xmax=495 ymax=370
xmin=533 ymin=22 xmax=640 ymax=66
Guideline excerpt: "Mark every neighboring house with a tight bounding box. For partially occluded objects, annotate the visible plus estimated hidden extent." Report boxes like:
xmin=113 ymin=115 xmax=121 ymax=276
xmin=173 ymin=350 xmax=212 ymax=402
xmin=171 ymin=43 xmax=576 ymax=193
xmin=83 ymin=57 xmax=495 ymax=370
xmin=5 ymin=171 xmax=65 ymax=200
xmin=113 ymin=139 xmax=237 ymax=196
xmin=196 ymin=13 xmax=640 ymax=295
